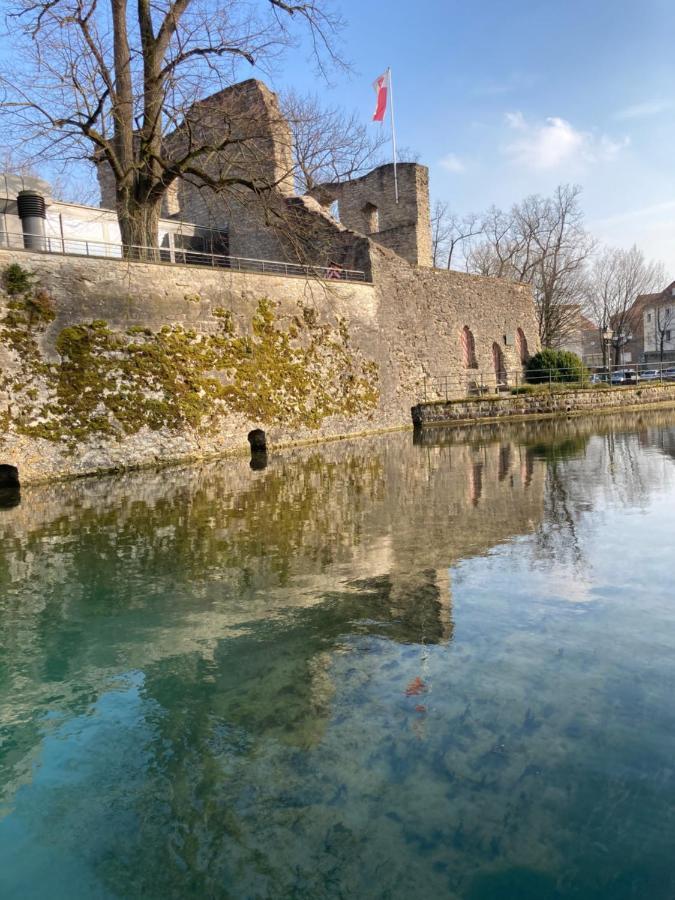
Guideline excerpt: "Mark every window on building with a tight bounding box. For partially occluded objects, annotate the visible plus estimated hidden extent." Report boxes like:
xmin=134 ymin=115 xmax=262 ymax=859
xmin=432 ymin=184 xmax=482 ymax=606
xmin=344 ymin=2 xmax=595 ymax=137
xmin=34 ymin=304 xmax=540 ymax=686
xmin=361 ymin=202 xmax=379 ymax=233
xmin=329 ymin=200 xmax=340 ymax=222
xmin=647 ymin=313 xmax=652 ymax=323
xmin=667 ymin=330 xmax=672 ymax=342
xmin=461 ymin=326 xmax=478 ymax=369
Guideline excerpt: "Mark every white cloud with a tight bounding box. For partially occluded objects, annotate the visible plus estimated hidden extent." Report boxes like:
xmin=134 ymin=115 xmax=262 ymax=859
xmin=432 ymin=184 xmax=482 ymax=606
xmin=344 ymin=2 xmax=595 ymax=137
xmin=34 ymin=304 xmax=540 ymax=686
xmin=439 ymin=153 xmax=466 ymax=173
xmin=613 ymin=99 xmax=672 ymax=121
xmin=504 ymin=112 xmax=628 ymax=171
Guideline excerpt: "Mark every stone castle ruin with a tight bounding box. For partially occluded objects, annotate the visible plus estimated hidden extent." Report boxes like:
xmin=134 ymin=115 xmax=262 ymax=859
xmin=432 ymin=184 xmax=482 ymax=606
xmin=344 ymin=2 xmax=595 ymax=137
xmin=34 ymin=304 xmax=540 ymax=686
xmin=93 ymin=79 xmax=432 ymax=275
xmin=0 ymin=78 xmax=541 ymax=482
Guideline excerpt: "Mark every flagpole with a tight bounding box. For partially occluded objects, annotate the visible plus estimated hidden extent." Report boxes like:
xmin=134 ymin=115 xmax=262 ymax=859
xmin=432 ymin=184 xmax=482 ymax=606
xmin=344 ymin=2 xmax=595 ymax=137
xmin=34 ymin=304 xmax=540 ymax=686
xmin=388 ymin=66 xmax=399 ymax=204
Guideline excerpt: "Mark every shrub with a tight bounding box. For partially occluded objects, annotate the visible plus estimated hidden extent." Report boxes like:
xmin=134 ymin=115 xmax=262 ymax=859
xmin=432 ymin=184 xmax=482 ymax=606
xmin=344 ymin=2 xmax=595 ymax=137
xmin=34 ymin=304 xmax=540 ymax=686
xmin=26 ymin=287 xmax=56 ymax=325
xmin=525 ymin=348 xmax=586 ymax=384
xmin=2 ymin=263 xmax=34 ymax=296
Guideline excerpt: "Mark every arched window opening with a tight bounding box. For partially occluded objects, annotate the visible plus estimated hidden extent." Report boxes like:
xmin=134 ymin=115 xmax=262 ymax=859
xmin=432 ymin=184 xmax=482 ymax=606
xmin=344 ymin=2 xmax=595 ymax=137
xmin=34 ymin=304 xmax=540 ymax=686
xmin=461 ymin=326 xmax=478 ymax=369
xmin=493 ymin=342 xmax=507 ymax=387
xmin=516 ymin=327 xmax=529 ymax=363
xmin=362 ymin=202 xmax=379 ymax=233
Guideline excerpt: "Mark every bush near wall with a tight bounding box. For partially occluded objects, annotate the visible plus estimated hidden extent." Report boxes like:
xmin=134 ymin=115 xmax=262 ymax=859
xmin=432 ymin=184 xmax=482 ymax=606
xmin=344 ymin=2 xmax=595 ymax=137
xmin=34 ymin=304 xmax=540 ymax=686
xmin=525 ymin=349 xmax=586 ymax=384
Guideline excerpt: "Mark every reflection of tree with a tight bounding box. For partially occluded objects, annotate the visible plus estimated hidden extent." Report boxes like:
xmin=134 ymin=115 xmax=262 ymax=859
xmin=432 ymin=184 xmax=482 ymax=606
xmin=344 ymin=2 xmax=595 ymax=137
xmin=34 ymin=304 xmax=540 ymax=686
xmin=526 ymin=417 xmax=675 ymax=573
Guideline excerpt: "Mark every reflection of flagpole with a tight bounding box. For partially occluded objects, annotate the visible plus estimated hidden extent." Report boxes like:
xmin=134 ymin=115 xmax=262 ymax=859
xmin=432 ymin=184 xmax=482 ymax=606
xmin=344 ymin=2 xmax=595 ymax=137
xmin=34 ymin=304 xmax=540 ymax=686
xmin=388 ymin=67 xmax=399 ymax=204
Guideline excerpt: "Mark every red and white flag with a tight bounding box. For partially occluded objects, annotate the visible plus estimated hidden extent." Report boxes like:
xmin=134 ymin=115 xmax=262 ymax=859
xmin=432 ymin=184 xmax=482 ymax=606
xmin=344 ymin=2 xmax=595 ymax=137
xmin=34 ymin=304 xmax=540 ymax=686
xmin=372 ymin=70 xmax=389 ymax=122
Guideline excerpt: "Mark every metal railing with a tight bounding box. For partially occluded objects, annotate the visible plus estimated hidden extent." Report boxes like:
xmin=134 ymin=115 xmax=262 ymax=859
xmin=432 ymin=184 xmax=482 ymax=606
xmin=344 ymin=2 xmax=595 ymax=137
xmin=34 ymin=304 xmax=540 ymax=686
xmin=0 ymin=231 xmax=368 ymax=283
xmin=423 ymin=362 xmax=675 ymax=402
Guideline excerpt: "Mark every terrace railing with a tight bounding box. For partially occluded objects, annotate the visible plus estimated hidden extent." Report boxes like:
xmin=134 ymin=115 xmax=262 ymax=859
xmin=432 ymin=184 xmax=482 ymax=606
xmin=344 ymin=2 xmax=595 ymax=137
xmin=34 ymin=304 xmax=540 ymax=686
xmin=0 ymin=231 xmax=368 ymax=283
xmin=423 ymin=363 xmax=675 ymax=402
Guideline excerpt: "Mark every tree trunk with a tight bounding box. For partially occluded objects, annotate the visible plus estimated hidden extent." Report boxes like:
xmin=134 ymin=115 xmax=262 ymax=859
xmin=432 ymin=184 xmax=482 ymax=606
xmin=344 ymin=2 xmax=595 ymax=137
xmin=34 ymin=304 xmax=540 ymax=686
xmin=117 ymin=194 xmax=162 ymax=259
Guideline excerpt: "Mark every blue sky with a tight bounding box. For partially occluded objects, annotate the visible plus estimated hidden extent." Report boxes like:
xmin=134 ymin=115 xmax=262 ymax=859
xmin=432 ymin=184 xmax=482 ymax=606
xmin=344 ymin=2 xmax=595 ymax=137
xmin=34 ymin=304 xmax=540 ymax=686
xmin=4 ymin=0 xmax=674 ymax=272
xmin=269 ymin=0 xmax=675 ymax=273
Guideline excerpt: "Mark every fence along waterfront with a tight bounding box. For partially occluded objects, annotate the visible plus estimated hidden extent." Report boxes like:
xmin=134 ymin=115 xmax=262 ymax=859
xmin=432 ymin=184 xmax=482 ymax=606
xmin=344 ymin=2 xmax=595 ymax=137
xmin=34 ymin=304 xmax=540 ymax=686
xmin=423 ymin=364 xmax=675 ymax=401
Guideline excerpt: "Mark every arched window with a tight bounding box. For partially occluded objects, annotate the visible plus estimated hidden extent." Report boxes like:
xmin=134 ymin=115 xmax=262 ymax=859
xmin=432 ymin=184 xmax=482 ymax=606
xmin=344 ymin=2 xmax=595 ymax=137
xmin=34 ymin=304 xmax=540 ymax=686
xmin=493 ymin=342 xmax=507 ymax=387
xmin=461 ymin=326 xmax=478 ymax=369
xmin=362 ymin=202 xmax=379 ymax=233
xmin=516 ymin=327 xmax=529 ymax=363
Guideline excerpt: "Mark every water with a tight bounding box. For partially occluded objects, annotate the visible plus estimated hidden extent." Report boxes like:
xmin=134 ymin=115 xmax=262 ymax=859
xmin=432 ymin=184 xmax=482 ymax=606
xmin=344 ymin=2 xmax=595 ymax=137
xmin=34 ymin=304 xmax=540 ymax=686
xmin=2 ymin=411 xmax=675 ymax=899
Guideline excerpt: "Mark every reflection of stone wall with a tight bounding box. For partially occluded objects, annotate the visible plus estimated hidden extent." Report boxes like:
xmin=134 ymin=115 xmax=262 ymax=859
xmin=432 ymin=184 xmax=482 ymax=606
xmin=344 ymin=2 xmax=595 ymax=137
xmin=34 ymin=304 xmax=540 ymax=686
xmin=0 ymin=431 xmax=549 ymax=787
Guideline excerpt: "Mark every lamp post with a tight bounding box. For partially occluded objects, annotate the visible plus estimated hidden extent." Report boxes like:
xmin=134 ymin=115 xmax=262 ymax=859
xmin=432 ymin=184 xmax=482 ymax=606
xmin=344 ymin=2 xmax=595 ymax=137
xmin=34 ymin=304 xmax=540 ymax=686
xmin=603 ymin=328 xmax=614 ymax=372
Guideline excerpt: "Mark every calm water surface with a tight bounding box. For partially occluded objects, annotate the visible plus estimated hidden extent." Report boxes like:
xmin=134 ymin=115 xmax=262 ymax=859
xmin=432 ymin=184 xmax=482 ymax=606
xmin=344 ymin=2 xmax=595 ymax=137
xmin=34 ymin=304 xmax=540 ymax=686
xmin=2 ymin=412 xmax=675 ymax=899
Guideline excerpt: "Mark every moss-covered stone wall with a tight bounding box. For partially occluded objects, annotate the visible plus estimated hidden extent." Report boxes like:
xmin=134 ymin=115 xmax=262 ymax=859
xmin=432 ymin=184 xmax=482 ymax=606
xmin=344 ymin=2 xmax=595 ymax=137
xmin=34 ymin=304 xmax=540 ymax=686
xmin=0 ymin=244 xmax=540 ymax=482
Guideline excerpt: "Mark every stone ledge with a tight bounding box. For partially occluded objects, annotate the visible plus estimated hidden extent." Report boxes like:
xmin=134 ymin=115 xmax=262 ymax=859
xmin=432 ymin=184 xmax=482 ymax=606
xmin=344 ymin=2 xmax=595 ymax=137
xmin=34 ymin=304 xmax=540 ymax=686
xmin=412 ymin=384 xmax=675 ymax=427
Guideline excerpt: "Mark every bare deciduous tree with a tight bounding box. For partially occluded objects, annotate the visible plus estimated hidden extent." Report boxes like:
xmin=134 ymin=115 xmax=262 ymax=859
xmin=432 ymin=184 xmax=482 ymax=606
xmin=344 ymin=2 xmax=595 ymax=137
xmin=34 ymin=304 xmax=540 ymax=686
xmin=280 ymin=89 xmax=387 ymax=194
xmin=466 ymin=185 xmax=594 ymax=347
xmin=1 ymin=0 xmax=343 ymax=250
xmin=586 ymin=245 xmax=665 ymax=365
xmin=430 ymin=200 xmax=482 ymax=270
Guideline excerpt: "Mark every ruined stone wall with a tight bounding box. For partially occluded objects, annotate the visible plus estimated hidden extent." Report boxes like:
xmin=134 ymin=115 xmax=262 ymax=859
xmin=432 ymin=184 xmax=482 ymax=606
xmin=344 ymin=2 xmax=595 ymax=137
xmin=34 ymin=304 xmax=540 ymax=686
xmin=96 ymin=80 xmax=296 ymax=261
xmin=312 ymin=164 xmax=432 ymax=267
xmin=0 ymin=243 xmax=539 ymax=482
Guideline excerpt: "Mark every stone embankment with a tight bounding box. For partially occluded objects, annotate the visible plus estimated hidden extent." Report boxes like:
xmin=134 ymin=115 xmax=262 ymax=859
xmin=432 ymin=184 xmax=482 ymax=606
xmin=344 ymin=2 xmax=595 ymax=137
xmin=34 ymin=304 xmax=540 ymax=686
xmin=412 ymin=384 xmax=675 ymax=428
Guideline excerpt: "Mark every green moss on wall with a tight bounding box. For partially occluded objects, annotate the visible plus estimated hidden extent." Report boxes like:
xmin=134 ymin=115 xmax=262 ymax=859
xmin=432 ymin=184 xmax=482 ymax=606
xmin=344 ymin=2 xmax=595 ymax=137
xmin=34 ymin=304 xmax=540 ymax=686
xmin=1 ymin=293 xmax=380 ymax=446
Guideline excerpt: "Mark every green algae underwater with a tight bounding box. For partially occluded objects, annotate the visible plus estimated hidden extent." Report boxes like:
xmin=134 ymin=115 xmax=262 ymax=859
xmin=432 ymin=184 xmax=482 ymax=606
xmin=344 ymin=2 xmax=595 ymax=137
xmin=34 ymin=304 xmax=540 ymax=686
xmin=2 ymin=410 xmax=675 ymax=899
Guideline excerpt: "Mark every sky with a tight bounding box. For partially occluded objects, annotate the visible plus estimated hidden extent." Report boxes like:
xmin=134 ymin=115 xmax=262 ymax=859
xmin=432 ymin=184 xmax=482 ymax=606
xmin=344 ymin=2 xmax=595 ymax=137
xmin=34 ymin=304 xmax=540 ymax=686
xmin=265 ymin=0 xmax=675 ymax=275
xmin=3 ymin=0 xmax=675 ymax=273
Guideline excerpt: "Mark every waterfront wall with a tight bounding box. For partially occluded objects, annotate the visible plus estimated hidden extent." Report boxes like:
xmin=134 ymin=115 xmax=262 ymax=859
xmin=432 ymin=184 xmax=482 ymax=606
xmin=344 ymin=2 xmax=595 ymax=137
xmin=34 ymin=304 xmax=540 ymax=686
xmin=0 ymin=244 xmax=539 ymax=483
xmin=412 ymin=383 xmax=675 ymax=428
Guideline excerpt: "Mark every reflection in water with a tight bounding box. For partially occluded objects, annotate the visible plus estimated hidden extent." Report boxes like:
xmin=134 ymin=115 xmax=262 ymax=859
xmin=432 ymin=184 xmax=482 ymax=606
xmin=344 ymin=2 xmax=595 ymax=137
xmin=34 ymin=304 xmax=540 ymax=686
xmin=0 ymin=486 xmax=20 ymax=510
xmin=2 ymin=410 xmax=675 ymax=898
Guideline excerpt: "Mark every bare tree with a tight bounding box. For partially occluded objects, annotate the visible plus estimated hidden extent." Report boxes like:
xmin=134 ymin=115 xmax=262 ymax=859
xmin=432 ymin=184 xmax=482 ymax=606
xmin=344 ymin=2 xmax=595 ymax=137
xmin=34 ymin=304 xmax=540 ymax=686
xmin=280 ymin=89 xmax=387 ymax=194
xmin=0 ymin=0 xmax=343 ymax=250
xmin=430 ymin=200 xmax=482 ymax=270
xmin=467 ymin=185 xmax=594 ymax=347
xmin=586 ymin=245 xmax=665 ymax=366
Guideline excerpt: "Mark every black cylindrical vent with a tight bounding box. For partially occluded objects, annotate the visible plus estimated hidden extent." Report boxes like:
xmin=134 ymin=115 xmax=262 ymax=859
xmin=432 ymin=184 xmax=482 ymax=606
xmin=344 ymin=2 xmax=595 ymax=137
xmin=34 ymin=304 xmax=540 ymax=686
xmin=17 ymin=190 xmax=47 ymax=220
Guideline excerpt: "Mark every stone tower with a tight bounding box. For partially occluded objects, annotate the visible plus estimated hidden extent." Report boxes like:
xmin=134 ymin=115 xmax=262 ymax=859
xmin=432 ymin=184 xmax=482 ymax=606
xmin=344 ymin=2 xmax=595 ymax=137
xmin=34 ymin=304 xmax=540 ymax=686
xmin=311 ymin=163 xmax=433 ymax=267
xmin=95 ymin=80 xmax=296 ymax=259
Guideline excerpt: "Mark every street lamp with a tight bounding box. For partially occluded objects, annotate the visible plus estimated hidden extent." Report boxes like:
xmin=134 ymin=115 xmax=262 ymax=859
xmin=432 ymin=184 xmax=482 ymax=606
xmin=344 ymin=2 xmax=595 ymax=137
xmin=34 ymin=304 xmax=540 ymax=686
xmin=603 ymin=328 xmax=614 ymax=370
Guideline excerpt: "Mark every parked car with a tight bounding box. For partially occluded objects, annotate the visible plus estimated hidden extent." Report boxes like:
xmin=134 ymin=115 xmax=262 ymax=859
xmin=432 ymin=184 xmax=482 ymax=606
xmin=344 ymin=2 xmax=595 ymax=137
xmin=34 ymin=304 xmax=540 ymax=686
xmin=663 ymin=368 xmax=675 ymax=381
xmin=639 ymin=369 xmax=662 ymax=381
xmin=611 ymin=369 xmax=639 ymax=385
xmin=590 ymin=372 xmax=610 ymax=384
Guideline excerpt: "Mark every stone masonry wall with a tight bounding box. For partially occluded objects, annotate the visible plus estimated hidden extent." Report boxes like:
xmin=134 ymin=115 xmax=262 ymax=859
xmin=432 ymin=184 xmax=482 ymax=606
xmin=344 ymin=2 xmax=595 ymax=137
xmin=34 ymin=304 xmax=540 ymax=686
xmin=311 ymin=164 xmax=433 ymax=268
xmin=0 ymin=242 xmax=539 ymax=482
xmin=412 ymin=383 xmax=675 ymax=428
